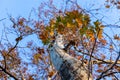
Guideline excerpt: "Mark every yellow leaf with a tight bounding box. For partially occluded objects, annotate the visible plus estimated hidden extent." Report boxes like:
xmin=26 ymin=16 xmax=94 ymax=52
xmin=98 ymin=30 xmax=103 ymax=40
xmin=86 ymin=30 xmax=95 ymax=41
xmin=50 ymin=31 xmax=54 ymax=36
xmin=67 ymin=23 xmax=71 ymax=28
xmin=33 ymin=53 xmax=42 ymax=64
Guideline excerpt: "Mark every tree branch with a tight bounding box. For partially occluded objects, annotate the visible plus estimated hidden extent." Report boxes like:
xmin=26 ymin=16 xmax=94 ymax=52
xmin=99 ymin=72 xmax=120 ymax=80
xmin=0 ymin=65 xmax=18 ymax=80
xmin=104 ymin=24 xmax=120 ymax=28
xmin=96 ymin=52 xmax=120 ymax=80
xmin=74 ymin=47 xmax=120 ymax=64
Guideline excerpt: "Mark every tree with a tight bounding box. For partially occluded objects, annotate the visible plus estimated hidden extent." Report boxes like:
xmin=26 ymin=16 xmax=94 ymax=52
xmin=0 ymin=0 xmax=120 ymax=80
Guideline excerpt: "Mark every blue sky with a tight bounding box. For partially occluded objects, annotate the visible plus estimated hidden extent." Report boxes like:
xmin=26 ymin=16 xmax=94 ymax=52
xmin=0 ymin=0 xmax=43 ymax=42
xmin=0 ymin=0 xmax=42 ymax=18
xmin=0 ymin=0 xmax=44 ymax=42
xmin=0 ymin=0 xmax=120 ymax=67
xmin=0 ymin=0 xmax=45 ymax=64
xmin=1 ymin=0 xmax=120 ymax=26
xmin=0 ymin=1 xmax=44 ymax=79
xmin=0 ymin=0 xmax=120 ymax=79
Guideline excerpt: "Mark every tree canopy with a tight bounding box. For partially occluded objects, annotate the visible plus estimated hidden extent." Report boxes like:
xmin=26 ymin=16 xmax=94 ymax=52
xmin=0 ymin=0 xmax=120 ymax=80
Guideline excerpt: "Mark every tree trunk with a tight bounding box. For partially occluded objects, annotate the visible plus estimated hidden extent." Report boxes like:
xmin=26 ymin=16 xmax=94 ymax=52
xmin=49 ymin=34 xmax=93 ymax=80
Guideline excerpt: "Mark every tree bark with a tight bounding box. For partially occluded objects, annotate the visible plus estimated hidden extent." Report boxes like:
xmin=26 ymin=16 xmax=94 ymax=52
xmin=49 ymin=34 xmax=93 ymax=80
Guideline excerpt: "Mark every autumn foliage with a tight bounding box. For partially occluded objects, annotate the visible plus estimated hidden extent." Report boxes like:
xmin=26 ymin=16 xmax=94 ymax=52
xmin=0 ymin=0 xmax=120 ymax=80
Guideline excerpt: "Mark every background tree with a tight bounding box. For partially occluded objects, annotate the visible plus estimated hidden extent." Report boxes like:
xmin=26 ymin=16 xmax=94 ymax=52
xmin=0 ymin=0 xmax=120 ymax=80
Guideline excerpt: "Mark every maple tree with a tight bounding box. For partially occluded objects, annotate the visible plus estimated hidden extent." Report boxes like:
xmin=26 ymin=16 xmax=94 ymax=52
xmin=0 ymin=0 xmax=120 ymax=80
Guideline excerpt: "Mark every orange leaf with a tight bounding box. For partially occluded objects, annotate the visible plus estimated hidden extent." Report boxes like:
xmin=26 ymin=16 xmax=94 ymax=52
xmin=109 ymin=44 xmax=113 ymax=50
xmin=48 ymin=71 xmax=54 ymax=77
xmin=76 ymin=18 xmax=82 ymax=27
xmin=28 ymin=76 xmax=34 ymax=80
xmin=50 ymin=31 xmax=54 ymax=36
xmin=18 ymin=18 xmax=25 ymax=26
xmin=105 ymin=5 xmax=110 ymax=8
xmin=100 ymin=39 xmax=107 ymax=45
xmin=77 ymin=56 xmax=83 ymax=60
xmin=114 ymin=34 xmax=120 ymax=40
xmin=96 ymin=69 xmax=103 ymax=73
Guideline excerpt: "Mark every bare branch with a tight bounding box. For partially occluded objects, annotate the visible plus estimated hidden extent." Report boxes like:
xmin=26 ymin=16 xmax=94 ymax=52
xmin=74 ymin=47 xmax=120 ymax=64
xmin=0 ymin=65 xmax=18 ymax=80
xmin=0 ymin=18 xmax=6 ymax=22
xmin=97 ymin=52 xmax=120 ymax=80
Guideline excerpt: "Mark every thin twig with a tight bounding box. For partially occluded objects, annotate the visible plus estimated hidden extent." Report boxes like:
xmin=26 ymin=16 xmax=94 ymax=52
xmin=96 ymin=52 xmax=120 ymax=80
xmin=88 ymin=28 xmax=100 ymax=80
xmin=0 ymin=18 xmax=6 ymax=22
xmin=74 ymin=47 xmax=120 ymax=64
xmin=99 ymin=72 xmax=120 ymax=80
xmin=0 ymin=65 xmax=18 ymax=80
